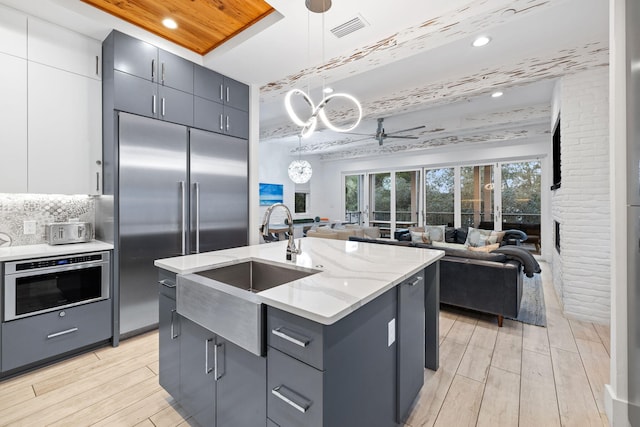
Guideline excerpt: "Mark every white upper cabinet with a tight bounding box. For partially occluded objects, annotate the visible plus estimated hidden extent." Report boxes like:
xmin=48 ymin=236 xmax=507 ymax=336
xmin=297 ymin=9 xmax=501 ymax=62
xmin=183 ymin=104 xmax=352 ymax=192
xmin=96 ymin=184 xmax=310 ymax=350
xmin=27 ymin=62 xmax=101 ymax=195
xmin=0 ymin=52 xmax=28 ymax=193
xmin=28 ymin=17 xmax=101 ymax=80
xmin=0 ymin=5 xmax=26 ymax=58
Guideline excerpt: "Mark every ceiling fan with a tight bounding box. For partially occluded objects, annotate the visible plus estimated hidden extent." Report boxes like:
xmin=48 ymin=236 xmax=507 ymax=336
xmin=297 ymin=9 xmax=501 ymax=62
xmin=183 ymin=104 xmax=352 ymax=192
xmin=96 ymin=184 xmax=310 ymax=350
xmin=348 ymin=118 xmax=425 ymax=146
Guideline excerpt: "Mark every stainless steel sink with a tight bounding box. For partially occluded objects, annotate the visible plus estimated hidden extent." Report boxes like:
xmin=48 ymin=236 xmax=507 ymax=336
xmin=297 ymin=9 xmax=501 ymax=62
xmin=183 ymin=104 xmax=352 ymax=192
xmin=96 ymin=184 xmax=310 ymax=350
xmin=195 ymin=260 xmax=317 ymax=293
xmin=177 ymin=260 xmax=319 ymax=356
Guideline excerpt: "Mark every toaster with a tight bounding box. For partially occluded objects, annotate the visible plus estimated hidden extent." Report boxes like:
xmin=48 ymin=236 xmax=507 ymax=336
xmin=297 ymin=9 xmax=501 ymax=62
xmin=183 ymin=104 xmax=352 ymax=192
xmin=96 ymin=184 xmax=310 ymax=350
xmin=46 ymin=222 xmax=93 ymax=245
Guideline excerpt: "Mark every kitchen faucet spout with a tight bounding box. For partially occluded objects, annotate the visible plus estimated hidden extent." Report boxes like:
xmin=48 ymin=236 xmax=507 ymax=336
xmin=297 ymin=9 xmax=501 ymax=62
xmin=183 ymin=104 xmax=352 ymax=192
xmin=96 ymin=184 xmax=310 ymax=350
xmin=260 ymin=203 xmax=301 ymax=261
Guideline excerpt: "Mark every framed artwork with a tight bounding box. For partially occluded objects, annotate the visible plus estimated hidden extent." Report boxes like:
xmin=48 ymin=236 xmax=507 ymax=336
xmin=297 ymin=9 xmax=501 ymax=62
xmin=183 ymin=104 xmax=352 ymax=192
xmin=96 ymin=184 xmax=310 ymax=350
xmin=259 ymin=183 xmax=283 ymax=206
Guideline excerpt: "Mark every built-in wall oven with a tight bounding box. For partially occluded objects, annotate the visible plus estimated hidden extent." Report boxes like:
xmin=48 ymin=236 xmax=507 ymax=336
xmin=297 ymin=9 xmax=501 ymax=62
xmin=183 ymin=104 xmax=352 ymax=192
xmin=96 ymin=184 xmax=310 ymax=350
xmin=3 ymin=251 xmax=110 ymax=321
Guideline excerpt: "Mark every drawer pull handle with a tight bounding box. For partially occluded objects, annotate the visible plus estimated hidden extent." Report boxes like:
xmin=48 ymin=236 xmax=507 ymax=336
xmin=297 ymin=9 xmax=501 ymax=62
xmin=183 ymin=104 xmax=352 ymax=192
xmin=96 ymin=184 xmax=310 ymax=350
xmin=407 ymin=276 xmax=423 ymax=287
xmin=205 ymin=338 xmax=214 ymax=374
xmin=272 ymin=385 xmax=310 ymax=413
xmin=170 ymin=309 xmax=179 ymax=339
xmin=158 ymin=279 xmax=176 ymax=288
xmin=47 ymin=327 xmax=78 ymax=339
xmin=272 ymin=327 xmax=310 ymax=348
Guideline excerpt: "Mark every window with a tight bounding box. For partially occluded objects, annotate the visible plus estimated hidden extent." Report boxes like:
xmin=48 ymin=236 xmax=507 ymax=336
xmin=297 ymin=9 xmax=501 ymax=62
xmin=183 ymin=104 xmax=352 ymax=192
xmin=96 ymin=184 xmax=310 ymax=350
xmin=294 ymin=182 xmax=310 ymax=214
xmin=345 ymin=174 xmax=364 ymax=224
xmin=424 ymin=168 xmax=454 ymax=226
xmin=460 ymin=164 xmax=494 ymax=228
xmin=551 ymin=115 xmax=561 ymax=190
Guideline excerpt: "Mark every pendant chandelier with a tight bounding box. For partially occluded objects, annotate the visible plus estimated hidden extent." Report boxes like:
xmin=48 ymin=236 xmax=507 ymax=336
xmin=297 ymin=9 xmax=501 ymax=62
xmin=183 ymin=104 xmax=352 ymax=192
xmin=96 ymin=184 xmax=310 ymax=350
xmin=288 ymin=136 xmax=313 ymax=184
xmin=284 ymin=0 xmax=363 ymax=139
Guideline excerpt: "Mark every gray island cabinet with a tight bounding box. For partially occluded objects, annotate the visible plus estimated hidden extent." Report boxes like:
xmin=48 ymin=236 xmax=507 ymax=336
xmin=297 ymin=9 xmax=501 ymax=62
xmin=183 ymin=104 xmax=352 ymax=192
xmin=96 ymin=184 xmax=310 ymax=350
xmin=155 ymin=238 xmax=443 ymax=427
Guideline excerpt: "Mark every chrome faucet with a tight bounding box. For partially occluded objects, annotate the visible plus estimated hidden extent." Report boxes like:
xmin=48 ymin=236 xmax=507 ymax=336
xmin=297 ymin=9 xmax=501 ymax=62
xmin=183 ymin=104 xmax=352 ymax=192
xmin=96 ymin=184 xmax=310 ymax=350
xmin=260 ymin=203 xmax=301 ymax=261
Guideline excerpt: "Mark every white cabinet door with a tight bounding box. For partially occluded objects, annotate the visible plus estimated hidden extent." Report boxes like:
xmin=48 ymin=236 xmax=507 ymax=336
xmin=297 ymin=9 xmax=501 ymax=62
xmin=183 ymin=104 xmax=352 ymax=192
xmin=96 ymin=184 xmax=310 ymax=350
xmin=28 ymin=62 xmax=102 ymax=195
xmin=0 ymin=5 xmax=26 ymax=58
xmin=27 ymin=17 xmax=101 ymax=80
xmin=0 ymin=52 xmax=28 ymax=192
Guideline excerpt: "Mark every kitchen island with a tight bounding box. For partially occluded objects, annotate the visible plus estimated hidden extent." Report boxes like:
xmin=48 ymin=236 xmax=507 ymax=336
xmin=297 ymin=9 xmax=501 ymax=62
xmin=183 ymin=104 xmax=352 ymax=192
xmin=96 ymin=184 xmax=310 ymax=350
xmin=155 ymin=238 xmax=443 ymax=427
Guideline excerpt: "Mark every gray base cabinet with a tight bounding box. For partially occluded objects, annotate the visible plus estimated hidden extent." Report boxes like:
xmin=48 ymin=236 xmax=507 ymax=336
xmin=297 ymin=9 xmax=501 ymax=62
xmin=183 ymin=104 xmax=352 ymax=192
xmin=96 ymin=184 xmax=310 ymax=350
xmin=158 ymin=277 xmax=180 ymax=400
xmin=266 ymin=287 xmax=399 ymax=427
xmin=174 ymin=315 xmax=266 ymax=427
xmin=397 ymin=273 xmax=425 ymax=422
xmin=1 ymin=299 xmax=111 ymax=372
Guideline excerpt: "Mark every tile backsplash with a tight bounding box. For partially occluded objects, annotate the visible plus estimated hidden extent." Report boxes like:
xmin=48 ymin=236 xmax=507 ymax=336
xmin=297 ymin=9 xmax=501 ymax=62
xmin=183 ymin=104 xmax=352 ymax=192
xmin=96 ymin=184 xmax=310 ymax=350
xmin=0 ymin=194 xmax=95 ymax=247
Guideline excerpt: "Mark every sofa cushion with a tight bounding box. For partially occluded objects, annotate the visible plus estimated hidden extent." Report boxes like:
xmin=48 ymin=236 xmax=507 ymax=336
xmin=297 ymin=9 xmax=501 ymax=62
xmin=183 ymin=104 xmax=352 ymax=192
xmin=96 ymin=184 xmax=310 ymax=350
xmin=455 ymin=227 xmax=468 ymax=244
xmin=445 ymin=227 xmax=456 ymax=243
xmin=468 ymin=243 xmax=500 ymax=252
xmin=425 ymin=225 xmax=446 ymax=242
xmin=410 ymin=230 xmax=432 ymax=244
xmin=464 ymin=227 xmax=500 ymax=247
xmin=416 ymin=242 xmax=507 ymax=262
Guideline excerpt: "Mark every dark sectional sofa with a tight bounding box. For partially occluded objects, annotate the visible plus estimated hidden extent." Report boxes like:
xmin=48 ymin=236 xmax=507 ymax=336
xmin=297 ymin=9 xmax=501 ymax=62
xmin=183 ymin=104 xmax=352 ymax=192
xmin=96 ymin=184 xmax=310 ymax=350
xmin=349 ymin=227 xmax=541 ymax=326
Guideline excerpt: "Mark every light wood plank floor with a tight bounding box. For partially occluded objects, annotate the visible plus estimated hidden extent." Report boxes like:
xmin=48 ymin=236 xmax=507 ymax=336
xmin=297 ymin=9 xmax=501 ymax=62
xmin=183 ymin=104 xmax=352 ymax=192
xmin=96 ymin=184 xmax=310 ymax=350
xmin=0 ymin=261 xmax=610 ymax=426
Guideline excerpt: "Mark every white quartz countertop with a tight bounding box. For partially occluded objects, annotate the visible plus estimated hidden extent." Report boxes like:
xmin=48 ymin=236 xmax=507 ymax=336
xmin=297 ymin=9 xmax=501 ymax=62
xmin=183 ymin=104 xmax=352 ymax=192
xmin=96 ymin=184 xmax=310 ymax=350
xmin=0 ymin=240 xmax=114 ymax=262
xmin=154 ymin=238 xmax=443 ymax=325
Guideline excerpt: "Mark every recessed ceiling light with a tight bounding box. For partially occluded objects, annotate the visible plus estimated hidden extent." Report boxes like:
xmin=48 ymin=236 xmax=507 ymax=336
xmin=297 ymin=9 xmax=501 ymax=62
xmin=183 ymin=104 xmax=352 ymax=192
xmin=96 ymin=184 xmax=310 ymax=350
xmin=491 ymin=91 xmax=504 ymax=98
xmin=323 ymin=87 xmax=334 ymax=94
xmin=472 ymin=36 xmax=491 ymax=47
xmin=162 ymin=18 xmax=178 ymax=29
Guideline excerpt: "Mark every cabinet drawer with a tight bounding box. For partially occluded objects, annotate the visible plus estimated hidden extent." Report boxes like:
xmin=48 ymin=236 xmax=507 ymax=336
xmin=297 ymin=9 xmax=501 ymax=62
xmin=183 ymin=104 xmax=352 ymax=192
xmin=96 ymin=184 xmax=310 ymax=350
xmin=1 ymin=299 xmax=111 ymax=372
xmin=267 ymin=347 xmax=323 ymax=427
xmin=267 ymin=307 xmax=324 ymax=370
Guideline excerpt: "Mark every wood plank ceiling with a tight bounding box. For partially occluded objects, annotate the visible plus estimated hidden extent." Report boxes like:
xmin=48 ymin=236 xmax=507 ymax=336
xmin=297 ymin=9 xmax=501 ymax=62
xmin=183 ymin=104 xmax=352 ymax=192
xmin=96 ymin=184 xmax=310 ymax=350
xmin=81 ymin=0 xmax=275 ymax=55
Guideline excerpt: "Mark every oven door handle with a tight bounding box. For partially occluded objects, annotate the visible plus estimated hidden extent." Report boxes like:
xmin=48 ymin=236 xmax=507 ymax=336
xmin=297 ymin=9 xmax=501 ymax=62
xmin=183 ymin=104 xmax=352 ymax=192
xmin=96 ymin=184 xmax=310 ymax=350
xmin=47 ymin=327 xmax=79 ymax=339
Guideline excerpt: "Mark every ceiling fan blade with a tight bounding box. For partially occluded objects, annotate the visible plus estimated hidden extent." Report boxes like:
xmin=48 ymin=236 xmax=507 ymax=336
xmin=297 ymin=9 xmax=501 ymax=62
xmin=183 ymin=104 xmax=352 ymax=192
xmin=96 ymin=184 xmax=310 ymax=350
xmin=386 ymin=125 xmax=426 ymax=135
xmin=382 ymin=135 xmax=420 ymax=139
xmin=342 ymin=132 xmax=375 ymax=136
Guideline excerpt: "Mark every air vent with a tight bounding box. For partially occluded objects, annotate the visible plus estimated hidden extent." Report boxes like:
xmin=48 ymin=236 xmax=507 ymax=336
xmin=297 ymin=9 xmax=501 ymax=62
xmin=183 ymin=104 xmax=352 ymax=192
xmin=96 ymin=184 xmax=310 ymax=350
xmin=330 ymin=15 xmax=368 ymax=38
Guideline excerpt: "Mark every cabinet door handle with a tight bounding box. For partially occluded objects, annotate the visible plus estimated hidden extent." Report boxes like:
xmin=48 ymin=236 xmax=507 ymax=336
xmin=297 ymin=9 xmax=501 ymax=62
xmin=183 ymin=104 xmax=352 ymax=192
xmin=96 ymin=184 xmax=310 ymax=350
xmin=205 ymin=338 xmax=214 ymax=374
xmin=95 ymin=55 xmax=99 ymax=76
xmin=407 ymin=276 xmax=422 ymax=287
xmin=219 ymin=114 xmax=224 ymax=131
xmin=161 ymin=62 xmax=165 ymax=84
xmin=272 ymin=327 xmax=310 ymax=347
xmin=96 ymin=172 xmax=100 ymax=192
xmin=170 ymin=309 xmax=179 ymax=339
xmin=271 ymin=386 xmax=311 ymax=413
xmin=47 ymin=327 xmax=78 ymax=339
xmin=214 ymin=342 xmax=224 ymax=380
xmin=152 ymin=95 xmax=157 ymax=115
xmin=161 ymin=97 xmax=166 ymax=117
xmin=226 ymin=86 xmax=230 ymax=103
xmin=194 ymin=182 xmax=200 ymax=253
xmin=158 ymin=278 xmax=176 ymax=288
xmin=151 ymin=59 xmax=155 ymax=81
xmin=220 ymin=84 xmax=224 ymax=101
xmin=226 ymin=115 xmax=229 ymax=131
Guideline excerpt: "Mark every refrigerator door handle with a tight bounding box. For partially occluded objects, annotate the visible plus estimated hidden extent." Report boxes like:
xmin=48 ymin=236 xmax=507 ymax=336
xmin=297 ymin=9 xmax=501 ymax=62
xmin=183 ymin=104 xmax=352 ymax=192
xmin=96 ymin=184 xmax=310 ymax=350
xmin=195 ymin=182 xmax=201 ymax=253
xmin=180 ymin=181 xmax=186 ymax=255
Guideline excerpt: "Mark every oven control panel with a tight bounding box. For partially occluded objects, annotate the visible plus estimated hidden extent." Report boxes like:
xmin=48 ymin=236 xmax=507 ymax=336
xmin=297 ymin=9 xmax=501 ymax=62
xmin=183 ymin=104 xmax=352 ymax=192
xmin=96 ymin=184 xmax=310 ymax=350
xmin=13 ymin=254 xmax=104 ymax=271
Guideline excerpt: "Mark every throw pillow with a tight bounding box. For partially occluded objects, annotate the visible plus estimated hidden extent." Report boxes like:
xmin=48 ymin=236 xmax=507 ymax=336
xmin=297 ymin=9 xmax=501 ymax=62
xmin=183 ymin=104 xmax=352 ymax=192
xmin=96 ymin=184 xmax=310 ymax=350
xmin=492 ymin=230 xmax=506 ymax=243
xmin=410 ymin=230 xmax=431 ymax=244
xmin=464 ymin=227 xmax=497 ymax=247
xmin=467 ymin=243 xmax=500 ymax=252
xmin=425 ymin=225 xmax=446 ymax=242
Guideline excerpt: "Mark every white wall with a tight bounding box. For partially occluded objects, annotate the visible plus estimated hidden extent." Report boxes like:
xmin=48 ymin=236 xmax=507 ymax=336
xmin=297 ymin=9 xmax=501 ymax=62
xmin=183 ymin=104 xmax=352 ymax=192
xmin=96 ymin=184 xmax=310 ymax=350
xmin=550 ymin=67 xmax=611 ymax=324
xmin=257 ymin=141 xmax=325 ymax=227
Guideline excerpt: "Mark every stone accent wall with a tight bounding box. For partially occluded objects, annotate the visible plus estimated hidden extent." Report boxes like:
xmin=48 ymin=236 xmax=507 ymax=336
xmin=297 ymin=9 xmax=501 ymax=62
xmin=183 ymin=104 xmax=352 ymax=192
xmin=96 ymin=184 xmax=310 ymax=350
xmin=551 ymin=67 xmax=610 ymax=324
xmin=0 ymin=194 xmax=94 ymax=246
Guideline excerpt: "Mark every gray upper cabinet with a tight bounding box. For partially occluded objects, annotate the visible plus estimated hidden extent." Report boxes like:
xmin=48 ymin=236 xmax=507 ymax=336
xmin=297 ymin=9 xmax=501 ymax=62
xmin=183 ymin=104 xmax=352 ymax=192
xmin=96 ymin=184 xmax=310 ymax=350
xmin=158 ymin=49 xmax=194 ymax=94
xmin=105 ymin=30 xmax=247 ymax=134
xmin=158 ymin=85 xmax=194 ymax=126
xmin=224 ymin=77 xmax=249 ymax=112
xmin=113 ymin=31 xmax=157 ymax=82
xmin=114 ymin=70 xmax=157 ymax=119
xmin=194 ymin=66 xmax=224 ymax=103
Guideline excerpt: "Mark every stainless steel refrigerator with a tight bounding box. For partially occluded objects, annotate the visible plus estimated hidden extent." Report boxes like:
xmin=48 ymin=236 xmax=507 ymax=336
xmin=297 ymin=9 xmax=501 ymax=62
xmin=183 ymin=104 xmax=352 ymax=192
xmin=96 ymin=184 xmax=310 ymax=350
xmin=116 ymin=112 xmax=248 ymax=337
xmin=628 ymin=0 xmax=640 ymax=423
